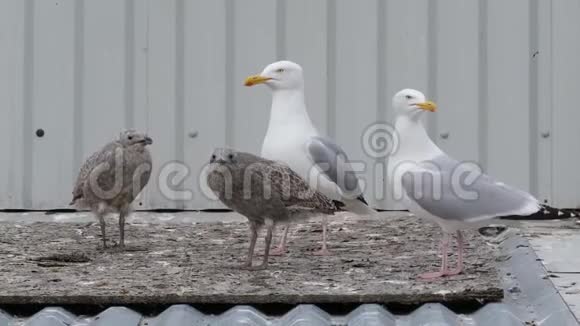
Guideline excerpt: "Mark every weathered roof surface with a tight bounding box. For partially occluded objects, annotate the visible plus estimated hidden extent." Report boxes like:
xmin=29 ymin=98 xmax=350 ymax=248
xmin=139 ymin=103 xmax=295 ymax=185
xmin=0 ymin=212 xmax=577 ymax=325
xmin=0 ymin=217 xmax=502 ymax=305
xmin=0 ymin=235 xmax=576 ymax=326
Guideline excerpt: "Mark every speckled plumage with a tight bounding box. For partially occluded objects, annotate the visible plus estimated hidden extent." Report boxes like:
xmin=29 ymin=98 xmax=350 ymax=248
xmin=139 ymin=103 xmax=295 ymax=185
xmin=206 ymin=148 xmax=338 ymax=269
xmin=71 ymin=130 xmax=153 ymax=249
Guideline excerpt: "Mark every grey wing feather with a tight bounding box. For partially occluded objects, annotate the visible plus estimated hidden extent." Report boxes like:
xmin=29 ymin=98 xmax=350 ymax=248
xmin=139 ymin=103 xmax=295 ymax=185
xmin=402 ymin=154 xmax=539 ymax=222
xmin=307 ymin=136 xmax=362 ymax=195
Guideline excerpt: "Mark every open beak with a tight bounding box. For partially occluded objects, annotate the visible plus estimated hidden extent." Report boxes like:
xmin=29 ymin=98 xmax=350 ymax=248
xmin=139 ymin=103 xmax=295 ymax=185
xmin=415 ymin=101 xmax=437 ymax=112
xmin=244 ymin=74 xmax=272 ymax=86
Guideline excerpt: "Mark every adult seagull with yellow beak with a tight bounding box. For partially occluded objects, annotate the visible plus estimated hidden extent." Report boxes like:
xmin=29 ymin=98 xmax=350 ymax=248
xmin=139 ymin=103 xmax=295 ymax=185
xmin=389 ymin=88 xmax=577 ymax=279
xmin=245 ymin=60 xmax=376 ymax=256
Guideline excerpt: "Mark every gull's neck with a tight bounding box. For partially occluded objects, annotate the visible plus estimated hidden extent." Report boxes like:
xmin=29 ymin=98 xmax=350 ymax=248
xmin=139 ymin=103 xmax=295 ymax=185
xmin=394 ymin=114 xmax=442 ymax=160
xmin=266 ymin=88 xmax=317 ymax=135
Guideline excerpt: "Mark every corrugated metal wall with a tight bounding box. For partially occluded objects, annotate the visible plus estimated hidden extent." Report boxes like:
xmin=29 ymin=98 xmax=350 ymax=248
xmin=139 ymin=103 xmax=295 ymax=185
xmin=1 ymin=0 xmax=579 ymax=210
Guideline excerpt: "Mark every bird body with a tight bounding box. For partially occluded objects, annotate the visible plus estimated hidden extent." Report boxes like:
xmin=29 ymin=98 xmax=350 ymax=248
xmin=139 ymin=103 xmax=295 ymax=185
xmin=259 ymin=75 xmax=344 ymax=203
xmin=206 ymin=148 xmax=338 ymax=269
xmin=71 ymin=130 xmax=153 ymax=248
xmin=246 ymin=60 xmax=374 ymax=255
xmin=390 ymin=114 xmax=541 ymax=231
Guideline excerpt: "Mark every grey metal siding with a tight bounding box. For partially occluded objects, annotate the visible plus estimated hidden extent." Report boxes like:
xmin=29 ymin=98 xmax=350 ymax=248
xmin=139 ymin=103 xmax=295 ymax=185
xmin=0 ymin=0 xmax=579 ymax=210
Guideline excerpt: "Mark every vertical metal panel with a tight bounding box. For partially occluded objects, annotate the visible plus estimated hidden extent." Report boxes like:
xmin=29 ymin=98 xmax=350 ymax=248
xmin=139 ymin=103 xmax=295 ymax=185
xmin=0 ymin=0 xmax=26 ymax=208
xmin=72 ymin=0 xmax=85 ymax=200
xmin=486 ymin=0 xmax=531 ymax=192
xmin=182 ymin=0 xmax=227 ymax=209
xmin=552 ymin=0 xmax=580 ymax=208
xmin=382 ymin=0 xmax=430 ymax=209
xmin=1 ymin=0 xmax=580 ymax=210
xmin=231 ymin=0 xmax=276 ymax=153
xmin=535 ymin=0 xmax=553 ymax=205
xmin=285 ymin=0 xmax=328 ymax=134
xmin=334 ymin=0 xmax=378 ymax=207
xmin=30 ymin=0 xmax=76 ymax=208
xmin=20 ymin=0 xmax=34 ymax=209
xmin=147 ymin=0 xmax=179 ymax=209
xmin=384 ymin=0 xmax=429 ymax=115
xmin=435 ymin=0 xmax=480 ymax=162
xmin=529 ymin=0 xmax=540 ymax=199
xmin=82 ymin=0 xmax=127 ymax=153
xmin=129 ymin=0 xmax=150 ymax=209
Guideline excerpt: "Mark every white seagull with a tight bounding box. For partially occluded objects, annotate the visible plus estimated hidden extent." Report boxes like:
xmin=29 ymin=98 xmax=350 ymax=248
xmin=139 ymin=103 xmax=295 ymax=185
xmin=389 ymin=88 xmax=577 ymax=279
xmin=245 ymin=60 xmax=376 ymax=255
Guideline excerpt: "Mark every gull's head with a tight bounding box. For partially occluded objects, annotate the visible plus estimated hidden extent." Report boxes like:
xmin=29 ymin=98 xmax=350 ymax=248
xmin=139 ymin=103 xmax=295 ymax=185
xmin=392 ymin=89 xmax=437 ymax=119
xmin=119 ymin=129 xmax=153 ymax=147
xmin=244 ymin=60 xmax=304 ymax=91
xmin=210 ymin=148 xmax=238 ymax=165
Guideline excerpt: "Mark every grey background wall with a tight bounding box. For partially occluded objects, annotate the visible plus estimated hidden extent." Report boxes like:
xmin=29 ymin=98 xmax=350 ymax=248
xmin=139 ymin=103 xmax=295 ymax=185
xmin=1 ymin=0 xmax=579 ymax=210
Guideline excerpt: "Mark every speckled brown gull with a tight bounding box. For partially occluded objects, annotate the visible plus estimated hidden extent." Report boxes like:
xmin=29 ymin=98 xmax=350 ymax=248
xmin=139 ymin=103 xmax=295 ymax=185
xmin=206 ymin=148 xmax=339 ymax=270
xmin=70 ymin=129 xmax=152 ymax=249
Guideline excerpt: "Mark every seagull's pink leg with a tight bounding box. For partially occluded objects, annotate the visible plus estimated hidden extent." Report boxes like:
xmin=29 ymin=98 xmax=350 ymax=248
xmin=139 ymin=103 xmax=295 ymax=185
xmin=446 ymin=230 xmax=464 ymax=276
xmin=313 ymin=216 xmax=331 ymax=256
xmin=419 ymin=233 xmax=450 ymax=280
xmin=270 ymin=225 xmax=290 ymax=256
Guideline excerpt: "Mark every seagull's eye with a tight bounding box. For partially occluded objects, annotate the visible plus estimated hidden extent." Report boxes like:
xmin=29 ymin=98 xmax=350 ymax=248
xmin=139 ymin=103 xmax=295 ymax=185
xmin=228 ymin=154 xmax=234 ymax=160
xmin=211 ymin=154 xmax=216 ymax=161
xmin=405 ymin=95 xmax=413 ymax=100
xmin=275 ymin=68 xmax=285 ymax=73
xmin=128 ymin=136 xmax=133 ymax=140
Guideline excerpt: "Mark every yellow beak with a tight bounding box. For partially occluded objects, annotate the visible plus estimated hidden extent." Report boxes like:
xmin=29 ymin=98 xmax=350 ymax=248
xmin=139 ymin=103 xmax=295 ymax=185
xmin=244 ymin=74 xmax=272 ymax=86
xmin=415 ymin=101 xmax=437 ymax=112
